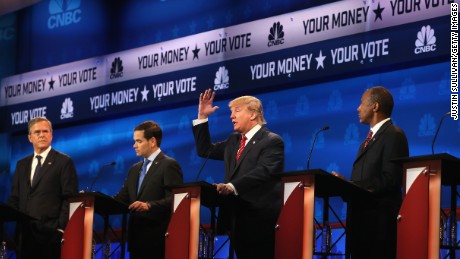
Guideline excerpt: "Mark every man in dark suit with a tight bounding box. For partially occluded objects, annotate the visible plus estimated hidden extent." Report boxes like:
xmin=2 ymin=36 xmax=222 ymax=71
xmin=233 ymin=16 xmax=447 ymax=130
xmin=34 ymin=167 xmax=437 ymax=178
xmin=333 ymin=86 xmax=409 ymax=259
xmin=8 ymin=117 xmax=79 ymax=259
xmin=192 ymin=89 xmax=284 ymax=259
xmin=114 ymin=120 xmax=183 ymax=259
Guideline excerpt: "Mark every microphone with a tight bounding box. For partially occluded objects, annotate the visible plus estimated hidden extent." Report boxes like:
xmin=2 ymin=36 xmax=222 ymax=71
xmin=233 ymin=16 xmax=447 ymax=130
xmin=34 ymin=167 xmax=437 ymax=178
xmin=195 ymin=146 xmax=214 ymax=182
xmin=307 ymin=126 xmax=330 ymax=170
xmin=431 ymin=112 xmax=451 ymax=155
xmin=87 ymin=161 xmax=116 ymax=192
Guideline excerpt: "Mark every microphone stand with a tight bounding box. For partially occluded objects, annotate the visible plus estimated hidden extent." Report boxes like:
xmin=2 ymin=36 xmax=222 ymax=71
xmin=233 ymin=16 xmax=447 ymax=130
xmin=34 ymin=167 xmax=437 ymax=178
xmin=307 ymin=126 xmax=330 ymax=170
xmin=87 ymin=162 xmax=116 ymax=192
xmin=432 ymin=112 xmax=451 ymax=155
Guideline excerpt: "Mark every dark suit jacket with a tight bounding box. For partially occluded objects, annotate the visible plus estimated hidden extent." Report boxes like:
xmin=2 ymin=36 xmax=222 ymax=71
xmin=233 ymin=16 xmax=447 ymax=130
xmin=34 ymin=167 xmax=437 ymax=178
xmin=113 ymin=152 xmax=183 ymax=257
xmin=8 ymin=148 xmax=78 ymax=247
xmin=193 ymin=122 xmax=284 ymax=257
xmin=348 ymin=120 xmax=409 ymax=259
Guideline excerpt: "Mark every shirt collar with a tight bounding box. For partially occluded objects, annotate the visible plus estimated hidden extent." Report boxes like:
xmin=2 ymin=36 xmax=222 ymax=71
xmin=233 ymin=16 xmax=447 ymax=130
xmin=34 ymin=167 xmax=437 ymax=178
xmin=370 ymin=118 xmax=391 ymax=135
xmin=35 ymin=146 xmax=52 ymax=161
xmin=243 ymin=124 xmax=262 ymax=142
xmin=146 ymin=148 xmax=161 ymax=162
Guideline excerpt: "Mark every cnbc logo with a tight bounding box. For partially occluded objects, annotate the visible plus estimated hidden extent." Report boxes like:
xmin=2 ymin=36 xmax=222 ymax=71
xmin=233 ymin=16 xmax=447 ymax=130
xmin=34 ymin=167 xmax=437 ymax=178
xmin=213 ymin=66 xmax=229 ymax=91
xmin=110 ymin=57 xmax=124 ymax=79
xmin=414 ymin=25 xmax=436 ymax=54
xmin=0 ymin=15 xmax=15 ymax=41
xmin=267 ymin=22 xmax=285 ymax=47
xmin=60 ymin=97 xmax=74 ymax=119
xmin=48 ymin=0 xmax=82 ymax=29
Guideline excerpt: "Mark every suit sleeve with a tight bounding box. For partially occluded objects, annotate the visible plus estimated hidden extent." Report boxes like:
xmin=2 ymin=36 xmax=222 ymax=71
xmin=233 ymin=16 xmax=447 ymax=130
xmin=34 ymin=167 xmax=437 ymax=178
xmin=113 ymin=166 xmax=136 ymax=204
xmin=59 ymin=157 xmax=79 ymax=230
xmin=192 ymin=121 xmax=227 ymax=160
xmin=8 ymin=161 xmax=23 ymax=209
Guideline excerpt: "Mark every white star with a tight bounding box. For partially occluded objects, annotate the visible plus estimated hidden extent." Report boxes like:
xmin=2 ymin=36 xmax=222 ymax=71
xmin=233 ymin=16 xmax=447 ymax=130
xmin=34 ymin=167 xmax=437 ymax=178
xmin=315 ymin=50 xmax=326 ymax=70
xmin=141 ymin=85 xmax=149 ymax=102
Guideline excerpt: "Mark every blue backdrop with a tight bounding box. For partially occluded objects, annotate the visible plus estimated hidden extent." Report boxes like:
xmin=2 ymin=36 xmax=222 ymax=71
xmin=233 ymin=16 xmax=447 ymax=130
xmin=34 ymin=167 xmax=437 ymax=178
xmin=0 ymin=0 xmax=457 ymax=258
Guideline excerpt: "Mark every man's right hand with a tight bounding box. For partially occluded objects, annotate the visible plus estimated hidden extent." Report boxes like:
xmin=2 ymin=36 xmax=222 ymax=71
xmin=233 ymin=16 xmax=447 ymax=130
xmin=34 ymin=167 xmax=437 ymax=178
xmin=198 ymin=89 xmax=219 ymax=119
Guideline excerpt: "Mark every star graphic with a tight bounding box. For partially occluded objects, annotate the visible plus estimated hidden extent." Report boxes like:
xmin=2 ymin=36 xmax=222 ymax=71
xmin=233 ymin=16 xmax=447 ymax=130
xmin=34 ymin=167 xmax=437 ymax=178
xmin=193 ymin=44 xmax=200 ymax=60
xmin=48 ymin=77 xmax=55 ymax=91
xmin=141 ymin=85 xmax=149 ymax=102
xmin=315 ymin=50 xmax=326 ymax=70
xmin=373 ymin=2 xmax=384 ymax=21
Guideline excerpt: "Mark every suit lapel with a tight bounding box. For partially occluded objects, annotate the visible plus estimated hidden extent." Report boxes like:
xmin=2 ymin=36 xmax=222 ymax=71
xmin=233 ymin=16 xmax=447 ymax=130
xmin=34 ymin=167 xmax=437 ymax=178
xmin=230 ymin=128 xmax=266 ymax=178
xmin=137 ymin=153 xmax=163 ymax=197
xmin=354 ymin=120 xmax=392 ymax=164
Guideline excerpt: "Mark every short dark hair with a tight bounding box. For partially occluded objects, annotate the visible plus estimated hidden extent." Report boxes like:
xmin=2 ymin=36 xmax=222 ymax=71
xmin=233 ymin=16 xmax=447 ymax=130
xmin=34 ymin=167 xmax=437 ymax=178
xmin=368 ymin=86 xmax=394 ymax=117
xmin=134 ymin=121 xmax=163 ymax=147
xmin=28 ymin=117 xmax=53 ymax=134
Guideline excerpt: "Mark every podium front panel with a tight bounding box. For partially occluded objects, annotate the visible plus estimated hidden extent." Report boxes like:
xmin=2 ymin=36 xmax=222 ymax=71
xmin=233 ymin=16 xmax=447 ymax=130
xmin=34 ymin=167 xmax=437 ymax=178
xmin=165 ymin=192 xmax=192 ymax=259
xmin=275 ymin=182 xmax=305 ymax=259
xmin=397 ymin=167 xmax=429 ymax=259
xmin=275 ymin=174 xmax=315 ymax=259
xmin=61 ymin=202 xmax=86 ymax=259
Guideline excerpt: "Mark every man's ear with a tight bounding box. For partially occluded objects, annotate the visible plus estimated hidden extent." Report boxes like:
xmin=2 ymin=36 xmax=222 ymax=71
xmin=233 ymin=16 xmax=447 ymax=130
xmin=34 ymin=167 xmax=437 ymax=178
xmin=150 ymin=137 xmax=157 ymax=147
xmin=373 ymin=102 xmax=380 ymax=112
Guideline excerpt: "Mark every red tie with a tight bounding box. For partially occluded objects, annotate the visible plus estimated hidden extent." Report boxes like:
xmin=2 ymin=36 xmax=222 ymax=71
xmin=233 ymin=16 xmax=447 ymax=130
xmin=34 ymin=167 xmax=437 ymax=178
xmin=363 ymin=130 xmax=373 ymax=149
xmin=236 ymin=135 xmax=247 ymax=161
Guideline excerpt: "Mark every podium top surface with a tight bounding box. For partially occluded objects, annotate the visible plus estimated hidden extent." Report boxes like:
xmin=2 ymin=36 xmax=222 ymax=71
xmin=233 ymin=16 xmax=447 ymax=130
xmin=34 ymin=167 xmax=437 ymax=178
xmin=167 ymin=181 xmax=221 ymax=208
xmin=393 ymin=153 xmax=460 ymax=185
xmin=0 ymin=202 xmax=37 ymax=222
xmin=278 ymin=169 xmax=373 ymax=199
xmin=392 ymin=153 xmax=460 ymax=164
xmin=69 ymin=192 xmax=129 ymax=215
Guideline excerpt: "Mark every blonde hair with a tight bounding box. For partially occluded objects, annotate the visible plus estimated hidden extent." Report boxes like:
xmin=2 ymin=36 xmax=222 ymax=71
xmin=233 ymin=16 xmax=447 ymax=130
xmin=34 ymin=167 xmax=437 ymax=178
xmin=229 ymin=96 xmax=266 ymax=125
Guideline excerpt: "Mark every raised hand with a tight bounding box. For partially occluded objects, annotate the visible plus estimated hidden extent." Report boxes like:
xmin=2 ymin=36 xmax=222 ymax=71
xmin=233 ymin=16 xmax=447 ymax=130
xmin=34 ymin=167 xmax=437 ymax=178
xmin=198 ymin=88 xmax=220 ymax=119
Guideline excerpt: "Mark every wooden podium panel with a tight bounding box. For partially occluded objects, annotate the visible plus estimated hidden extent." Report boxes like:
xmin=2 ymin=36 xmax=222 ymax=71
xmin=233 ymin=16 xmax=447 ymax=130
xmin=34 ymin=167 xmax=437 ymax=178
xmin=395 ymin=153 xmax=460 ymax=259
xmin=274 ymin=170 xmax=371 ymax=259
xmin=61 ymin=203 xmax=85 ymax=259
xmin=396 ymin=167 xmax=429 ymax=259
xmin=274 ymin=175 xmax=315 ymax=259
xmin=165 ymin=182 xmax=219 ymax=259
xmin=62 ymin=192 xmax=128 ymax=259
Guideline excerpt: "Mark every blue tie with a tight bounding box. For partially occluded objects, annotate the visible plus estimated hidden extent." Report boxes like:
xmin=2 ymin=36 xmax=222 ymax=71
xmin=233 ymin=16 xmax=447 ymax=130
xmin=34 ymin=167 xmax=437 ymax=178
xmin=138 ymin=159 xmax=150 ymax=194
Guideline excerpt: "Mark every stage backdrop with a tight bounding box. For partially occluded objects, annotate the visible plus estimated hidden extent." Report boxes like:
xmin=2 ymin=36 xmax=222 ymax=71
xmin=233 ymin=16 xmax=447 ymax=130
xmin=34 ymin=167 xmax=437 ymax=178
xmin=0 ymin=0 xmax=458 ymax=257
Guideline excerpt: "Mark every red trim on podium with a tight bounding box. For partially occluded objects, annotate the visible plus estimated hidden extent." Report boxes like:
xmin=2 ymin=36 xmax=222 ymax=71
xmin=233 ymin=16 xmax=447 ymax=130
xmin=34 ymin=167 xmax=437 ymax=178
xmin=275 ymin=182 xmax=305 ymax=259
xmin=397 ymin=169 xmax=429 ymax=259
xmin=61 ymin=203 xmax=85 ymax=259
xmin=165 ymin=193 xmax=191 ymax=259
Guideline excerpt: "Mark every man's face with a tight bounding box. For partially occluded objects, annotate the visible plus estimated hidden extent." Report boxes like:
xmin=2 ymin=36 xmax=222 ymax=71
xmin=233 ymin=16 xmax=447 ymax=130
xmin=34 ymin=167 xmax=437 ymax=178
xmin=357 ymin=90 xmax=375 ymax=125
xmin=230 ymin=104 xmax=255 ymax=134
xmin=133 ymin=130 xmax=155 ymax=158
xmin=28 ymin=121 xmax=53 ymax=153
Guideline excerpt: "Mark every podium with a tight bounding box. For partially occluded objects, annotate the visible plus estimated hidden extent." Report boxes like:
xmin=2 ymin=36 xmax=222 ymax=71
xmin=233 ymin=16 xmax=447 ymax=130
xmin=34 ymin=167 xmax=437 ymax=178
xmin=61 ymin=192 xmax=128 ymax=259
xmin=394 ymin=153 xmax=460 ymax=259
xmin=274 ymin=169 xmax=372 ymax=259
xmin=0 ymin=202 xmax=36 ymax=254
xmin=165 ymin=181 xmax=221 ymax=259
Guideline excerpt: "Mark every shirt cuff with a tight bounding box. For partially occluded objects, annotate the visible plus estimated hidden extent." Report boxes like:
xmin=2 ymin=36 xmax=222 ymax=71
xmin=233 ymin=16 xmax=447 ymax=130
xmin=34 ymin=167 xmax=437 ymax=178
xmin=192 ymin=118 xmax=208 ymax=126
xmin=227 ymin=183 xmax=238 ymax=196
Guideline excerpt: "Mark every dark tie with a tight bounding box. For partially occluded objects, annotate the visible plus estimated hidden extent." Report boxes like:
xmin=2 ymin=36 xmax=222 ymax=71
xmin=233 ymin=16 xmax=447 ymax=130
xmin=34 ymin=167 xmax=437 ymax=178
xmin=236 ymin=135 xmax=247 ymax=161
xmin=32 ymin=155 xmax=42 ymax=186
xmin=363 ymin=130 xmax=373 ymax=149
xmin=138 ymin=159 xmax=151 ymax=194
